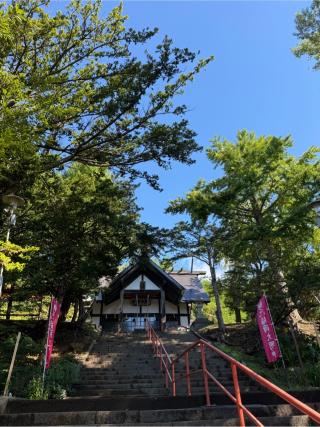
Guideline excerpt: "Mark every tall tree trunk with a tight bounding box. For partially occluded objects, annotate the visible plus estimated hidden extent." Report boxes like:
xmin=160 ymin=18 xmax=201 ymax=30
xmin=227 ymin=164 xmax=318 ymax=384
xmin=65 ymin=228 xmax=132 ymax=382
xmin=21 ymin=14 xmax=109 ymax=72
xmin=209 ymin=263 xmax=226 ymax=333
xmin=71 ymin=299 xmax=79 ymax=323
xmin=267 ymin=246 xmax=302 ymax=324
xmin=77 ymin=296 xmax=84 ymax=324
xmin=60 ymin=294 xmax=72 ymax=321
xmin=235 ymin=308 xmax=241 ymax=323
xmin=5 ymin=284 xmax=14 ymax=320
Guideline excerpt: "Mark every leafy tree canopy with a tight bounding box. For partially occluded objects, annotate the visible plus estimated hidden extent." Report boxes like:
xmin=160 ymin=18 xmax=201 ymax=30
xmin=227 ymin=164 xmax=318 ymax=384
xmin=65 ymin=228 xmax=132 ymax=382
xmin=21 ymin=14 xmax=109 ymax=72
xmin=0 ymin=240 xmax=38 ymax=272
xmin=164 ymin=218 xmax=226 ymax=331
xmin=0 ymin=0 xmax=213 ymax=194
xmin=13 ymin=164 xmax=140 ymax=305
xmin=168 ymin=130 xmax=320 ymax=321
xmin=293 ymin=0 xmax=320 ymax=70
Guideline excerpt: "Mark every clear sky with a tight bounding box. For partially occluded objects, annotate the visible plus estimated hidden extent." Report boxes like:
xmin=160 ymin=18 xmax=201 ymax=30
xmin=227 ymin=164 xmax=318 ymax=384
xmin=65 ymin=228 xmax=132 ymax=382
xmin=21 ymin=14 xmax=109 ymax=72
xmin=101 ymin=0 xmax=319 ymax=230
xmin=48 ymin=0 xmax=319 ymax=272
xmin=49 ymin=1 xmax=319 ymax=230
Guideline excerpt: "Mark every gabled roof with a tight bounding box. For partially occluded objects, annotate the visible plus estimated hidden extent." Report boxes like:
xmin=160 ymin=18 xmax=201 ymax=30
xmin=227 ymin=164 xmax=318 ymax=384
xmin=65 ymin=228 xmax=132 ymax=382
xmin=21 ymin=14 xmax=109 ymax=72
xmin=103 ymin=258 xmax=184 ymax=304
xmin=102 ymin=257 xmax=210 ymax=305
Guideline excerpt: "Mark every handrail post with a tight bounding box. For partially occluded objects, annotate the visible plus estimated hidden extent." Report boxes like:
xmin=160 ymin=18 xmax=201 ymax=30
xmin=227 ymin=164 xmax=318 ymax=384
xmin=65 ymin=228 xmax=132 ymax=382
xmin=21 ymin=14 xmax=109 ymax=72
xmin=172 ymin=362 xmax=176 ymax=396
xmin=231 ymin=362 xmax=245 ymax=427
xmin=184 ymin=352 xmax=192 ymax=396
xmin=160 ymin=343 xmax=163 ymax=371
xmin=200 ymin=342 xmax=211 ymax=406
xmin=165 ymin=356 xmax=169 ymax=388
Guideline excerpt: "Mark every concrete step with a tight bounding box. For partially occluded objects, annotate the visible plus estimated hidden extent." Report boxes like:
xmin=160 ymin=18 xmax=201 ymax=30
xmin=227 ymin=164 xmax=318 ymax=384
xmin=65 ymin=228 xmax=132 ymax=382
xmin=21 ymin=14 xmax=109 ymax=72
xmin=72 ymin=380 xmax=254 ymax=390
xmin=1 ymin=404 xmax=316 ymax=425
xmin=74 ymin=377 xmax=249 ymax=386
xmin=73 ymin=383 xmax=166 ymax=391
xmin=81 ymin=366 xmax=160 ymax=371
xmin=81 ymin=368 xmax=160 ymax=375
xmin=71 ymin=391 xmax=168 ymax=398
xmin=5 ymin=392 xmax=320 ymax=414
xmin=81 ymin=360 xmax=156 ymax=365
xmin=80 ymin=369 xmax=160 ymax=375
xmin=148 ymin=415 xmax=311 ymax=426
xmin=78 ymin=374 xmax=165 ymax=381
xmin=84 ymin=365 xmax=247 ymax=375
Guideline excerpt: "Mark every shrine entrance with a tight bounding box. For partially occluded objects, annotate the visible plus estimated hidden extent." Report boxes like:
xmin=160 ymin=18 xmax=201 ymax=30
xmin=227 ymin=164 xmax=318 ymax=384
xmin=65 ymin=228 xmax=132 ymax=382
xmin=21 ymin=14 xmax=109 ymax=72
xmin=122 ymin=314 xmax=159 ymax=332
xmin=120 ymin=290 xmax=162 ymax=332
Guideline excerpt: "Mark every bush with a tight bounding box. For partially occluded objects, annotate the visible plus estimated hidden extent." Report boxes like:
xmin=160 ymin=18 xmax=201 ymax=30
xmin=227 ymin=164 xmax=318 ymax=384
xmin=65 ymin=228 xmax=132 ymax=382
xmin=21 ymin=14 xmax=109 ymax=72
xmin=10 ymin=364 xmax=41 ymax=397
xmin=44 ymin=356 xmax=80 ymax=399
xmin=7 ymin=356 xmax=80 ymax=399
xmin=278 ymin=329 xmax=320 ymax=367
xmin=305 ymin=362 xmax=320 ymax=387
xmin=0 ymin=321 xmax=87 ymax=399
xmin=26 ymin=376 xmax=48 ymax=400
xmin=1 ymin=333 xmax=43 ymax=396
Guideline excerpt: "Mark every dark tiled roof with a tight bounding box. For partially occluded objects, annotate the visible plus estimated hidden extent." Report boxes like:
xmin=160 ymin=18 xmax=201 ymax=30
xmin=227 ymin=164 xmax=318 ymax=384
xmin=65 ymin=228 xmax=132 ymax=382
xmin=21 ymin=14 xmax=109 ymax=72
xmin=180 ymin=288 xmax=210 ymax=303
xmin=169 ymin=272 xmax=210 ymax=303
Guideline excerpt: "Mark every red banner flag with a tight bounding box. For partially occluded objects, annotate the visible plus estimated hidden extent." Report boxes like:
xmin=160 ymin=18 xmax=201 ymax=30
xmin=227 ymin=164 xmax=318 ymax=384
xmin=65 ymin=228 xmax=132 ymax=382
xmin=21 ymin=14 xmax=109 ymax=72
xmin=256 ymin=295 xmax=281 ymax=363
xmin=45 ymin=298 xmax=61 ymax=369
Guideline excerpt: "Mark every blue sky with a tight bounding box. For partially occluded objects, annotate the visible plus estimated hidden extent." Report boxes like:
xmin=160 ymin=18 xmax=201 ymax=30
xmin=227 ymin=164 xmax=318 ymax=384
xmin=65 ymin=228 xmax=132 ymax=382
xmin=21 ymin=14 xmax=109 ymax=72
xmin=47 ymin=1 xmax=320 ymax=272
xmin=49 ymin=1 xmax=319 ymax=232
xmin=102 ymin=0 xmax=319 ymax=232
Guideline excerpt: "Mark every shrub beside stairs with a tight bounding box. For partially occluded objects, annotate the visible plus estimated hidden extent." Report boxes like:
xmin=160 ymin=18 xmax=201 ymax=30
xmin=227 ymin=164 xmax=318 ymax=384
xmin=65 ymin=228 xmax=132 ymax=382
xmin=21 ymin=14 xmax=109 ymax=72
xmin=1 ymin=329 xmax=320 ymax=426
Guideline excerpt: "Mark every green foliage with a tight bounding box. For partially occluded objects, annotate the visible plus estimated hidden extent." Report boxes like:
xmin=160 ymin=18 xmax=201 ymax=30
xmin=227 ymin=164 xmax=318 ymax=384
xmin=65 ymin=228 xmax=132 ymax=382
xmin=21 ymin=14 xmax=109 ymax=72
xmin=127 ymin=223 xmax=172 ymax=261
xmin=0 ymin=0 xmax=212 ymax=195
xmin=169 ymin=131 xmax=319 ymax=322
xmin=12 ymin=164 xmax=140 ymax=314
xmin=304 ymin=363 xmax=320 ymax=387
xmin=163 ymin=219 xmax=227 ymax=331
xmin=0 ymin=320 xmax=80 ymax=398
xmin=0 ymin=333 xmax=42 ymax=365
xmin=26 ymin=376 xmax=46 ymax=400
xmin=44 ymin=356 xmax=80 ymax=399
xmin=278 ymin=329 xmax=320 ymax=367
xmin=0 ymin=330 xmax=43 ymax=396
xmin=19 ymin=356 xmax=80 ymax=399
xmin=293 ymin=0 xmax=320 ymax=70
xmin=0 ymin=240 xmax=38 ymax=272
xmin=201 ymin=279 xmax=246 ymax=324
xmin=216 ymin=328 xmax=320 ymax=389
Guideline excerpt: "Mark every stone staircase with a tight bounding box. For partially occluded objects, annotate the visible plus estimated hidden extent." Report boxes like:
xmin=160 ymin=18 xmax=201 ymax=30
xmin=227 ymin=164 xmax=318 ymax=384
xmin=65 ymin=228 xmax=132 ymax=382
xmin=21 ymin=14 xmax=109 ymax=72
xmin=72 ymin=331 xmax=169 ymax=398
xmin=1 ymin=328 xmax=320 ymax=426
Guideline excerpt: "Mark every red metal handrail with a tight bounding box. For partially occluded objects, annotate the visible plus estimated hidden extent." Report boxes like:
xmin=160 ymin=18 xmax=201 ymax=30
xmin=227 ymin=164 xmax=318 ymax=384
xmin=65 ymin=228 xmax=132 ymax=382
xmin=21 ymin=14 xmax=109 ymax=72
xmin=145 ymin=320 xmax=320 ymax=427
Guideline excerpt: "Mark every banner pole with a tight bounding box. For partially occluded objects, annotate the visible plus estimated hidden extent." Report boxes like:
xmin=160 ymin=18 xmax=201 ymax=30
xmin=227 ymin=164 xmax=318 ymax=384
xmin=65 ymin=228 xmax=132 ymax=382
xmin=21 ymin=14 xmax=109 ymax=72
xmin=3 ymin=331 xmax=21 ymax=396
xmin=289 ymin=319 xmax=304 ymax=370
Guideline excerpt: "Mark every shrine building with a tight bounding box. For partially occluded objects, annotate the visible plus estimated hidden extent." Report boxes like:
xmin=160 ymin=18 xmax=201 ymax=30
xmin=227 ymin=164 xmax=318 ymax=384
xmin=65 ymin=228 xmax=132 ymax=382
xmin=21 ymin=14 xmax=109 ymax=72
xmin=89 ymin=258 xmax=209 ymax=332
